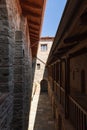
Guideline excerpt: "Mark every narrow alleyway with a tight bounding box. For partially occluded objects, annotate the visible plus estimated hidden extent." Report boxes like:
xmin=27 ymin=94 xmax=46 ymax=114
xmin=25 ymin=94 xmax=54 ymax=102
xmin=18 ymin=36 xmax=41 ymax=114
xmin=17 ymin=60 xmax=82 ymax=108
xmin=28 ymin=84 xmax=55 ymax=130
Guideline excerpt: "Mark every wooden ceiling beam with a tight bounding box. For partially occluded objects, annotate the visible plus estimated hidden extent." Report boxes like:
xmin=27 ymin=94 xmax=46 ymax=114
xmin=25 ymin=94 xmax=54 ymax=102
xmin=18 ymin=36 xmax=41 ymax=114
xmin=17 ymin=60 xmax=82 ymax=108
xmin=54 ymin=43 xmax=78 ymax=56
xmin=29 ymin=24 xmax=39 ymax=30
xmin=30 ymin=34 xmax=39 ymax=39
xmin=21 ymin=0 xmax=42 ymax=9
xmin=30 ymin=38 xmax=38 ymax=42
xmin=31 ymin=39 xmax=37 ymax=43
xmin=69 ymin=47 xmax=87 ymax=57
xmin=59 ymin=43 xmax=78 ymax=51
xmin=23 ymin=9 xmax=41 ymax=17
xmin=80 ymin=10 xmax=87 ymax=25
xmin=29 ymin=20 xmax=40 ymax=26
xmin=29 ymin=28 xmax=39 ymax=34
xmin=64 ymin=31 xmax=87 ymax=44
xmin=30 ymin=31 xmax=39 ymax=35
xmin=29 ymin=21 xmax=40 ymax=26
xmin=29 ymin=26 xmax=39 ymax=32
xmin=30 ymin=37 xmax=38 ymax=41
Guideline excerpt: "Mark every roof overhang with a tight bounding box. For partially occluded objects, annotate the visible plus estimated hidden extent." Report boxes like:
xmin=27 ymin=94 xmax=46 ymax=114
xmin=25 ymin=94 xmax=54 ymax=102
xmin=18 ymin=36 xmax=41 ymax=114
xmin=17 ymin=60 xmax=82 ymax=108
xmin=20 ymin=0 xmax=46 ymax=57
xmin=47 ymin=0 xmax=87 ymax=64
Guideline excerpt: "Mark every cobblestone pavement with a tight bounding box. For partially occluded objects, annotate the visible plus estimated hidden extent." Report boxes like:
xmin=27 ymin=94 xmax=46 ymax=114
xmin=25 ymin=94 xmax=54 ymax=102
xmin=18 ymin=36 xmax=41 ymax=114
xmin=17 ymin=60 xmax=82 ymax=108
xmin=28 ymin=84 xmax=55 ymax=130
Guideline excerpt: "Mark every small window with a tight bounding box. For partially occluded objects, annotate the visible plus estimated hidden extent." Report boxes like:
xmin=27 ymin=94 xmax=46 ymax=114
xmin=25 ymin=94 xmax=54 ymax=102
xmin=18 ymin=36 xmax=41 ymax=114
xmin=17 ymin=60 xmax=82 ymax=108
xmin=41 ymin=44 xmax=47 ymax=51
xmin=37 ymin=63 xmax=40 ymax=70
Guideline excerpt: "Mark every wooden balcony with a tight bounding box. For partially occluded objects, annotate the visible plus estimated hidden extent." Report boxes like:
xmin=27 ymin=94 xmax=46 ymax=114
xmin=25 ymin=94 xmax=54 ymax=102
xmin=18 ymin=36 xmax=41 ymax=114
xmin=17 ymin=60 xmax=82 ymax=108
xmin=69 ymin=94 xmax=87 ymax=130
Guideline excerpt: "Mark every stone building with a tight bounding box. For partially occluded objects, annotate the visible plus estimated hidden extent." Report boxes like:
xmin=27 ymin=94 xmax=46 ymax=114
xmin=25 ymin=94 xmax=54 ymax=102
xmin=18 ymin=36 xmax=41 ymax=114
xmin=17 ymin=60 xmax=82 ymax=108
xmin=47 ymin=0 xmax=87 ymax=130
xmin=0 ymin=0 xmax=46 ymax=130
xmin=1 ymin=0 xmax=87 ymax=130
xmin=33 ymin=37 xmax=53 ymax=92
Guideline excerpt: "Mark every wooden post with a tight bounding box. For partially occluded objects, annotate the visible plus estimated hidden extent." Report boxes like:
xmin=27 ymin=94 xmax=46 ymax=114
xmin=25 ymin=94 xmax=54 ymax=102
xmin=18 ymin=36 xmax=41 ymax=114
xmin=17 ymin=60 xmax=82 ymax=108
xmin=65 ymin=57 xmax=70 ymax=118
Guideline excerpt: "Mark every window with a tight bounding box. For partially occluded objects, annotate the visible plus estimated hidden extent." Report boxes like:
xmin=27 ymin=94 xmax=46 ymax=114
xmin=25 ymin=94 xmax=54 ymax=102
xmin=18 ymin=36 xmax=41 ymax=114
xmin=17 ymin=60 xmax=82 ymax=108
xmin=37 ymin=63 xmax=40 ymax=70
xmin=41 ymin=44 xmax=47 ymax=51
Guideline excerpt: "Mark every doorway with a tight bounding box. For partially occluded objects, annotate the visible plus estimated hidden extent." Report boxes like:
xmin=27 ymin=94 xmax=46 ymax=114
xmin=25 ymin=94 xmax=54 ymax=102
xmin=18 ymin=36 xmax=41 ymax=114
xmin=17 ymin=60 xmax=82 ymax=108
xmin=40 ymin=79 xmax=48 ymax=93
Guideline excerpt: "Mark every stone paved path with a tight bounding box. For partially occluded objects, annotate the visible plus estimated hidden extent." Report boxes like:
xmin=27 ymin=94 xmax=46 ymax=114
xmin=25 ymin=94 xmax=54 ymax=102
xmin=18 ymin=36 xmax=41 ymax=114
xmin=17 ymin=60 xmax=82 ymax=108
xmin=28 ymin=84 xmax=55 ymax=130
xmin=34 ymin=93 xmax=55 ymax=130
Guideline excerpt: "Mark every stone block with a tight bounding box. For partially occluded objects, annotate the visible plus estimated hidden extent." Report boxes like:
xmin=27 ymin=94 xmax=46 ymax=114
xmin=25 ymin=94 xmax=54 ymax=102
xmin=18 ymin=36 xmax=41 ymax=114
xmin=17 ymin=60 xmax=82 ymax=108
xmin=0 ymin=67 xmax=9 ymax=82
xmin=0 ymin=83 xmax=9 ymax=92
xmin=0 ymin=57 xmax=9 ymax=66
xmin=15 ymin=31 xmax=23 ymax=42
xmin=14 ymin=65 xmax=23 ymax=74
xmin=14 ymin=83 xmax=23 ymax=93
xmin=14 ymin=58 xmax=23 ymax=65
xmin=0 ymin=94 xmax=13 ymax=129
xmin=0 ymin=7 xmax=8 ymax=20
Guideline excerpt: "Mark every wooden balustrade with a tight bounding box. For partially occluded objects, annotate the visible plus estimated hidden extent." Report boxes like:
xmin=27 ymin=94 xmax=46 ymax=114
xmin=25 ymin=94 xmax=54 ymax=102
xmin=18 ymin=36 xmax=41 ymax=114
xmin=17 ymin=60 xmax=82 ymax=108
xmin=69 ymin=96 xmax=87 ymax=130
xmin=48 ymin=75 xmax=87 ymax=130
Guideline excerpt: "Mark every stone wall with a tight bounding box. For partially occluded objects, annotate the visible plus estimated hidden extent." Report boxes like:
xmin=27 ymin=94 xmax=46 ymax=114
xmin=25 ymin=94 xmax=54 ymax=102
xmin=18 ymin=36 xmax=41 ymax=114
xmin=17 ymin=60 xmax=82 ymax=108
xmin=0 ymin=0 xmax=33 ymax=129
xmin=32 ymin=38 xmax=53 ymax=96
xmin=34 ymin=38 xmax=53 ymax=84
xmin=0 ymin=94 xmax=13 ymax=130
xmin=0 ymin=0 xmax=14 ymax=129
xmin=70 ymin=53 xmax=87 ymax=94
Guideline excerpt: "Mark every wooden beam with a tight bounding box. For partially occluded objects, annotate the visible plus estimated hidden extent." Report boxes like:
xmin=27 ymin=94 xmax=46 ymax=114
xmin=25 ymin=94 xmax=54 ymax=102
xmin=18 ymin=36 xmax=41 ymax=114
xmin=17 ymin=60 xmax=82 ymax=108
xmin=29 ymin=29 xmax=39 ymax=35
xmin=31 ymin=40 xmax=37 ymax=43
xmin=31 ymin=41 xmax=38 ymax=47
xmin=69 ymin=47 xmax=87 ymax=57
xmin=29 ymin=19 xmax=40 ymax=26
xmin=80 ymin=10 xmax=87 ymax=25
xmin=29 ymin=22 xmax=40 ymax=27
xmin=64 ymin=31 xmax=87 ymax=44
xmin=21 ymin=0 xmax=42 ymax=9
xmin=30 ymin=35 xmax=39 ymax=39
xmin=29 ymin=26 xmax=39 ymax=32
xmin=29 ymin=24 xmax=39 ymax=30
xmin=23 ymin=8 xmax=41 ymax=17
xmin=54 ymin=43 xmax=78 ymax=56
xmin=59 ymin=44 xmax=77 ymax=51
xmin=29 ymin=28 xmax=39 ymax=34
xmin=30 ymin=34 xmax=39 ymax=40
xmin=30 ymin=30 xmax=38 ymax=35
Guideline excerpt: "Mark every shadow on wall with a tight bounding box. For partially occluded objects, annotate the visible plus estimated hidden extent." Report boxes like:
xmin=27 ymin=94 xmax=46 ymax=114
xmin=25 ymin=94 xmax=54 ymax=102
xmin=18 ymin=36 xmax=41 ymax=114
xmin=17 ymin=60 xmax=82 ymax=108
xmin=32 ymin=58 xmax=37 ymax=83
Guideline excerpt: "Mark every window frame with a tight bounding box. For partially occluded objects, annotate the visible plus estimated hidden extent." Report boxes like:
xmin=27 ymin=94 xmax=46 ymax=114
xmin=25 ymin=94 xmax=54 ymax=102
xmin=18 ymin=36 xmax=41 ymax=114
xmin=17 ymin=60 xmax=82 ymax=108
xmin=41 ymin=44 xmax=47 ymax=51
xmin=37 ymin=63 xmax=40 ymax=70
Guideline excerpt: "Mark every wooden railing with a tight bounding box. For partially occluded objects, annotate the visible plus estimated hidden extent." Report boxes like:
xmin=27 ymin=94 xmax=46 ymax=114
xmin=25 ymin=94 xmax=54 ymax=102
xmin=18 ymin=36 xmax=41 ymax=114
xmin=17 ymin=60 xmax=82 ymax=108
xmin=69 ymin=96 xmax=87 ymax=130
xmin=48 ymin=76 xmax=87 ymax=130
xmin=49 ymin=78 xmax=65 ymax=108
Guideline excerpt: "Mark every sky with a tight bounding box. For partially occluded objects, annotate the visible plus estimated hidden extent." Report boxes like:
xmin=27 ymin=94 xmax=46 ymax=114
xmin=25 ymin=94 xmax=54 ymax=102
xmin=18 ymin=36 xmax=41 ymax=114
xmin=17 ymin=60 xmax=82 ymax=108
xmin=41 ymin=0 xmax=67 ymax=37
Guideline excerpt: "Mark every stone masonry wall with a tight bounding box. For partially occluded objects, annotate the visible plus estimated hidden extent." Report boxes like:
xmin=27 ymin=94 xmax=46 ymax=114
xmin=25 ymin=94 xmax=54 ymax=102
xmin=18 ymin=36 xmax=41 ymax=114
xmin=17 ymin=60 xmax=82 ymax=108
xmin=0 ymin=94 xmax=13 ymax=130
xmin=32 ymin=38 xmax=53 ymax=96
xmin=21 ymin=19 xmax=33 ymax=130
xmin=0 ymin=0 xmax=14 ymax=129
xmin=34 ymin=39 xmax=53 ymax=84
xmin=70 ymin=53 xmax=87 ymax=94
xmin=0 ymin=0 xmax=33 ymax=130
